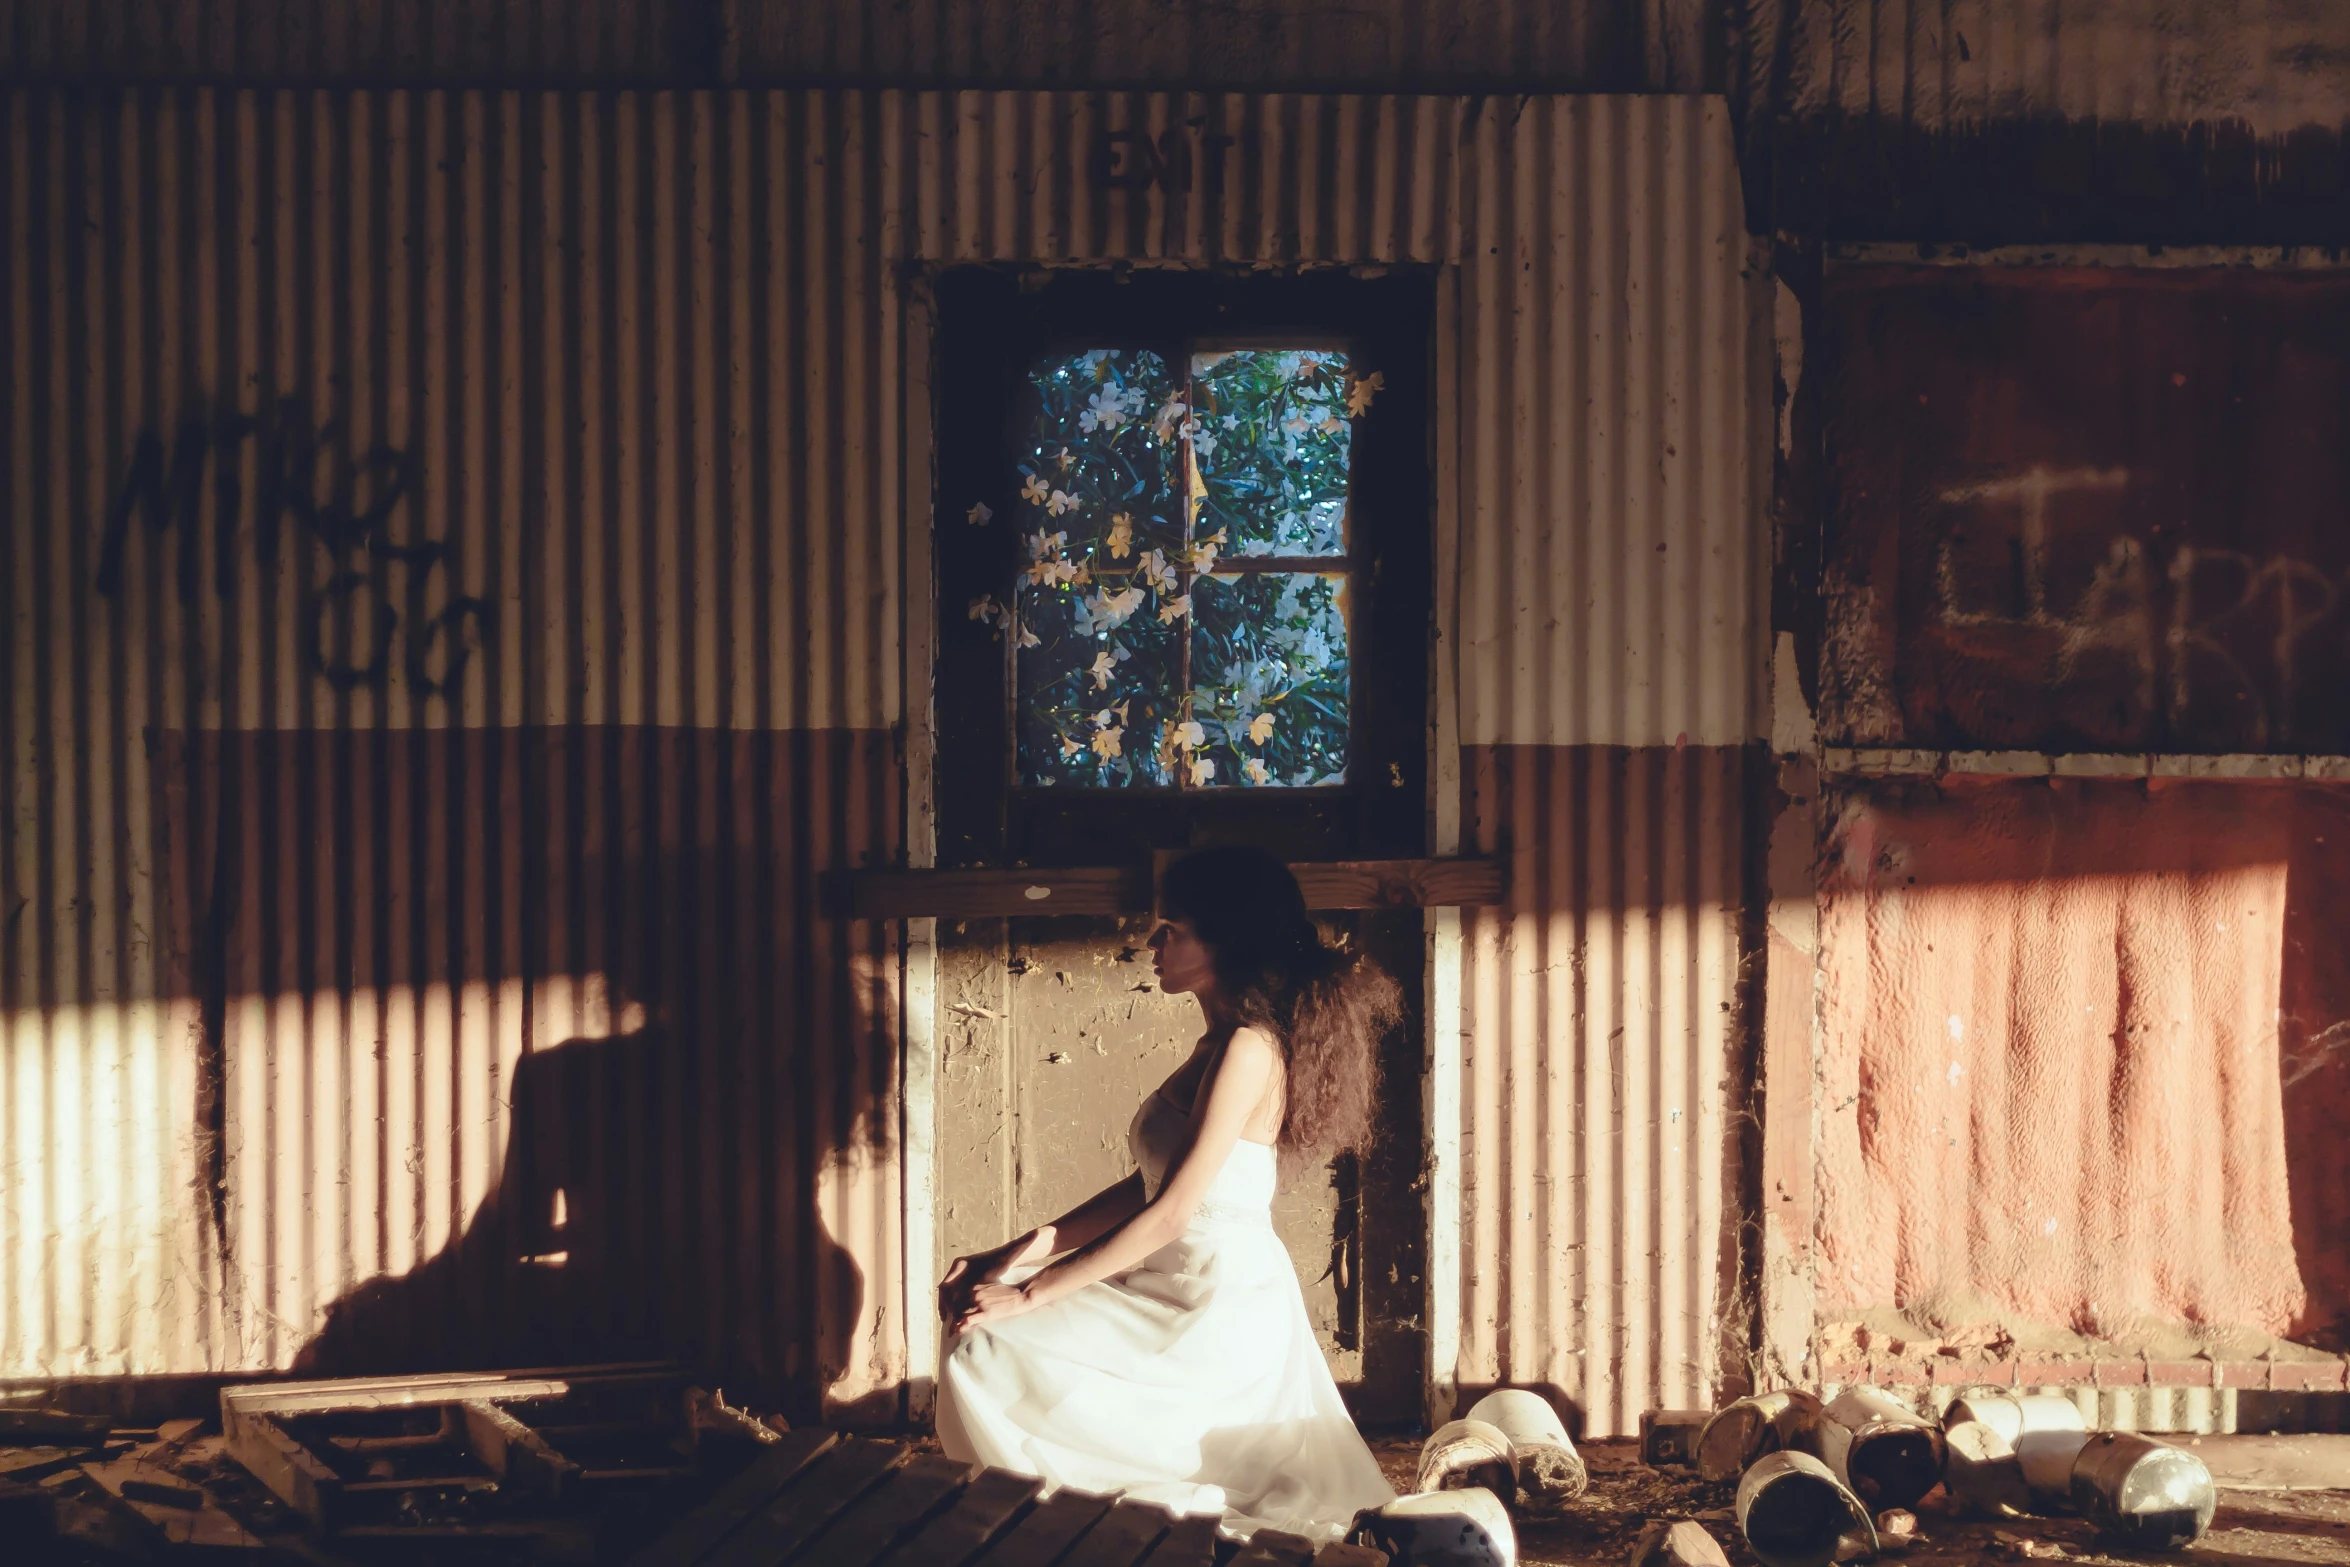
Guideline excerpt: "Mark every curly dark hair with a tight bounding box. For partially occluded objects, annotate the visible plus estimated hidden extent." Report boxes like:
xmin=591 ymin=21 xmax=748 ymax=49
xmin=1159 ymin=844 xmax=1402 ymax=1172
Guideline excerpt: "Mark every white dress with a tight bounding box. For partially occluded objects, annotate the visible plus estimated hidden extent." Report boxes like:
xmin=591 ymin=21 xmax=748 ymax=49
xmin=936 ymin=1089 xmax=1396 ymax=1540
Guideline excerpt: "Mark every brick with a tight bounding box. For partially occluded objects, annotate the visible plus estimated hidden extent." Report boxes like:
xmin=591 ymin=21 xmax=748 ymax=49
xmin=1931 ymin=1358 xmax=1988 ymax=1387
xmin=2270 ymin=1361 xmax=2350 ymax=1393
xmin=2014 ymin=1361 xmax=2093 ymax=1388
xmin=2093 ymin=1361 xmax=2148 ymax=1387
xmin=2145 ymin=1361 xmax=2210 ymax=1388
xmin=2217 ymin=1362 xmax=2269 ymax=1390
xmin=1820 ymin=1362 xmax=1869 ymax=1385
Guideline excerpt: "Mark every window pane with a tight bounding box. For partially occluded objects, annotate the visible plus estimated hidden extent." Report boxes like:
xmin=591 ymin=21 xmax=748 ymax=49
xmin=1186 ymin=572 xmax=1350 ymax=787
xmin=1190 ymin=348 xmax=1352 ymax=558
xmin=1015 ymin=349 xmax=1186 ymax=786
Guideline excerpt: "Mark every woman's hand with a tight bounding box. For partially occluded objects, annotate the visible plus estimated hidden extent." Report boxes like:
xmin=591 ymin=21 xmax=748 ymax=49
xmin=937 ymin=1230 xmax=1050 ymax=1322
xmin=950 ymin=1280 xmax=1041 ymax=1336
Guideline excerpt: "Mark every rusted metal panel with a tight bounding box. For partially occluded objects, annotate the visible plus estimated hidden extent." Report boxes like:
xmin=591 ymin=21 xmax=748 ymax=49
xmin=0 ymin=1 xmax=1722 ymax=92
xmin=1459 ymin=743 xmax=1749 ymax=1437
xmin=1763 ymin=0 xmax=2350 ymax=140
xmin=1816 ymin=267 xmax=2350 ymax=756
xmin=1745 ymin=1 xmax=2350 ymax=242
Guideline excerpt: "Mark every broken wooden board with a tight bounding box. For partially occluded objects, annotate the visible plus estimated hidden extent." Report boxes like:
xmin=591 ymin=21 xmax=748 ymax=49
xmin=804 ymin=1453 xmax=979 ymax=1565
xmin=627 ymin=1427 xmax=841 ymax=1567
xmin=980 ymin=1488 xmax=1118 ymax=1567
xmin=877 ymin=1465 xmax=1041 ymax=1566
xmin=81 ymin=1437 xmax=264 ymax=1551
xmin=1133 ymin=1512 xmax=1220 ymax=1567
xmin=0 ymin=1444 xmax=90 ymax=1483
xmin=1057 ymin=1498 xmax=1174 ymax=1567
xmin=703 ymin=1438 xmax=906 ymax=1567
xmin=0 ymin=1406 xmax=112 ymax=1443
xmin=222 ymin=1362 xmax=690 ymax=1531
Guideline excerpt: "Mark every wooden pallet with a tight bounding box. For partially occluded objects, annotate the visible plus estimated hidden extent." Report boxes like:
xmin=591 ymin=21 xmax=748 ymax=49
xmin=221 ymin=1364 xmax=705 ymax=1533
xmin=626 ymin=1432 xmax=1381 ymax=1567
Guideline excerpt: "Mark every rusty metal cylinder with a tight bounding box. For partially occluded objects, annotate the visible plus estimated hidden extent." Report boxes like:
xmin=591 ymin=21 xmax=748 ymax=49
xmin=2069 ymin=1432 xmax=2216 ymax=1552
xmin=1696 ymin=1390 xmax=1826 ymax=1483
xmin=1417 ymin=1419 xmax=1518 ymax=1497
xmin=1464 ymin=1390 xmax=1587 ymax=1510
xmin=1942 ymin=1393 xmax=2086 ymax=1446
xmin=1734 ymin=1450 xmax=1879 ymax=1567
xmin=1822 ymin=1386 xmax=1945 ymax=1513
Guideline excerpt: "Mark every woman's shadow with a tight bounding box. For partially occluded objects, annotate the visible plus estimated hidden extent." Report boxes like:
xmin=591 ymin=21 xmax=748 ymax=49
xmin=291 ymin=842 xmax=898 ymax=1427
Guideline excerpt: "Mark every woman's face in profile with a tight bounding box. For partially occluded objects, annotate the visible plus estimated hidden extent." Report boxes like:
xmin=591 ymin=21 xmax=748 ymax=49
xmin=1148 ymin=917 xmax=1216 ymax=996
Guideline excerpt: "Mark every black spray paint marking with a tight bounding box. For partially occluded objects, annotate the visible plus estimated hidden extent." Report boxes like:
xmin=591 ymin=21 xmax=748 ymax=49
xmin=94 ymin=397 xmax=491 ymax=698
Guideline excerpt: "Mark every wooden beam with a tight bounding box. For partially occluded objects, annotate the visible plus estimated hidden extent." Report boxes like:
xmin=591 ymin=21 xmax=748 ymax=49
xmin=460 ymin=1401 xmax=581 ymax=1498
xmin=221 ymin=1410 xmax=343 ymax=1531
xmin=845 ymin=858 xmax=1506 ymax=919
xmin=842 ymin=865 xmax=1148 ymax=920
xmin=1288 ymin=857 xmax=1507 ymax=911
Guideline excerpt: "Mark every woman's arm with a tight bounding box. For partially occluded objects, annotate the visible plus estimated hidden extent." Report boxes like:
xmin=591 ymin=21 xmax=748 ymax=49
xmin=953 ymin=1029 xmax=1279 ymax=1331
xmin=937 ymin=1171 xmax=1147 ymax=1320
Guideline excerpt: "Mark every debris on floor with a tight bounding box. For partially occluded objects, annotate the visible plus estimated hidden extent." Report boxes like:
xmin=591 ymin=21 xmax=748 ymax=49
xmin=1368 ymin=1407 xmax=2350 ymax=1567
xmin=2 ymin=1366 xmax=796 ymax=1563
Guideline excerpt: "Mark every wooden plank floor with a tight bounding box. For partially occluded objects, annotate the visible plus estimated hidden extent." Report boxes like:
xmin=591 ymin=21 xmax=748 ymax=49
xmin=625 ymin=1435 xmax=1382 ymax=1567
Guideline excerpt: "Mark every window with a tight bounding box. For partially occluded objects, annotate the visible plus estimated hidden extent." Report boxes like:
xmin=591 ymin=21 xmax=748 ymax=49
xmin=934 ymin=270 xmax=1430 ymax=869
xmin=1007 ymin=344 xmax=1360 ymax=790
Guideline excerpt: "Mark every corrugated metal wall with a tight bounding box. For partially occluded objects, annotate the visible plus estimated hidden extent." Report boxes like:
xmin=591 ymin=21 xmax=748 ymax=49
xmin=0 ymin=88 xmax=908 ymax=1409
xmin=2 ymin=88 xmax=1767 ymax=1430
xmin=1451 ymin=94 xmax=1763 ymax=1435
xmin=0 ymin=1 xmax=1724 ymax=93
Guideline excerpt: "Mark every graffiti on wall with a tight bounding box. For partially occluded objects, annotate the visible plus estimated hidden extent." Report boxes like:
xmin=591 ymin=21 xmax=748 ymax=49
xmin=1819 ymin=269 xmax=2350 ymax=755
xmin=1929 ymin=464 xmax=2349 ymax=752
xmin=93 ymin=397 xmax=490 ymax=699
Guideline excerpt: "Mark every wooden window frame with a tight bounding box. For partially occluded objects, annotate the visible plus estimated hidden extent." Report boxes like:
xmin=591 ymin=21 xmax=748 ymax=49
xmin=932 ymin=268 xmax=1435 ymax=873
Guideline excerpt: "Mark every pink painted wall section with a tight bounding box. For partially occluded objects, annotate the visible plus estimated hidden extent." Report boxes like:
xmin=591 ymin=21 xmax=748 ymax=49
xmin=1816 ymin=775 xmax=2350 ymax=1348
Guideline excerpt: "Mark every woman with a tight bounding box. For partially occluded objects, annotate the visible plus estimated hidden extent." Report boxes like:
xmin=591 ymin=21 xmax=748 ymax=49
xmin=935 ymin=845 xmax=1400 ymax=1540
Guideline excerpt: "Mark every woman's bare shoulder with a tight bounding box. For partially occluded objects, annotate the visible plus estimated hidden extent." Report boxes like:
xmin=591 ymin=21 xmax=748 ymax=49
xmin=1221 ymin=1026 xmax=1283 ymax=1072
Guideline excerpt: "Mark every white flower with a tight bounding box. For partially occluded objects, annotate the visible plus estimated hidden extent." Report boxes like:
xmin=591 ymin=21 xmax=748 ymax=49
xmin=1154 ymin=396 xmax=1188 ymax=442
xmin=1081 ymin=386 xmax=1129 ymax=433
xmin=966 ymin=501 xmax=994 ymax=526
xmin=1061 ymin=736 xmax=1083 ymax=757
xmin=1247 ymin=711 xmax=1276 ymax=745
xmin=1018 ymin=623 xmax=1041 ymax=649
xmin=1089 ymin=650 xmax=1118 ymax=689
xmin=1092 ymin=707 xmax=1118 ymax=729
xmin=1172 ymin=720 xmax=1207 ymax=750
xmin=1156 ymin=593 xmax=1191 ymax=624
xmin=1084 ymin=586 xmax=1145 ymax=630
xmin=1188 ymin=757 xmax=1216 ymax=786
xmin=1027 ymin=529 xmax=1067 ymax=559
xmin=1021 ymin=473 xmax=1050 ymax=505
xmin=966 ymin=594 xmax=1009 ymax=632
xmin=1347 ymin=371 xmax=1384 ymax=416
xmin=1090 ymin=726 xmax=1124 ymax=760
xmin=1107 ymin=513 xmax=1134 ymax=559
xmin=1047 ymin=488 xmax=1080 ymax=516
xmin=1244 ymin=758 xmax=1271 ymax=786
xmin=1139 ymin=549 xmax=1176 ymax=593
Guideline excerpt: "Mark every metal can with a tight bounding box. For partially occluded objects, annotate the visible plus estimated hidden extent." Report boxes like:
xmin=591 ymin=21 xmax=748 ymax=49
xmin=2069 ymin=1432 xmax=2215 ymax=1552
